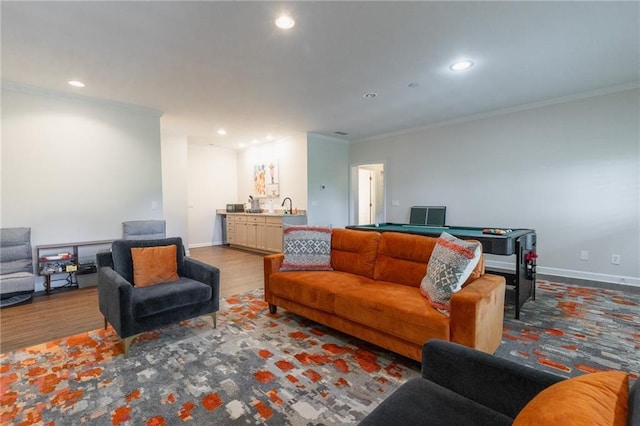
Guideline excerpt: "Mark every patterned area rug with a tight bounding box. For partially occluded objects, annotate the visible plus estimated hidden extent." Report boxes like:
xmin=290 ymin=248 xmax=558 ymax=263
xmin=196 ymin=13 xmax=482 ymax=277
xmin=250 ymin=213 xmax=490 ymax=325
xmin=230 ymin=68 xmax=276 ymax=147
xmin=498 ymin=281 xmax=639 ymax=380
xmin=1 ymin=281 xmax=639 ymax=425
xmin=1 ymin=292 xmax=420 ymax=425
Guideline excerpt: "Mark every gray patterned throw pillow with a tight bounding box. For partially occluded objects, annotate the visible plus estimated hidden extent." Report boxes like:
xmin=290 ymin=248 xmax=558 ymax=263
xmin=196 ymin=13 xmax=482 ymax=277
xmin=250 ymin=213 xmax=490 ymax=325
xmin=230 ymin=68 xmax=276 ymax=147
xmin=420 ymin=232 xmax=482 ymax=315
xmin=280 ymin=226 xmax=333 ymax=271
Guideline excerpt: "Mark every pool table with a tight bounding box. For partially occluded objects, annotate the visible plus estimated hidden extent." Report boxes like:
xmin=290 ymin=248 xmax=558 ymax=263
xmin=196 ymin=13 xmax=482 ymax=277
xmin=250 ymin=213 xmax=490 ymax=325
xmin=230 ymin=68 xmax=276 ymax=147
xmin=346 ymin=223 xmax=537 ymax=319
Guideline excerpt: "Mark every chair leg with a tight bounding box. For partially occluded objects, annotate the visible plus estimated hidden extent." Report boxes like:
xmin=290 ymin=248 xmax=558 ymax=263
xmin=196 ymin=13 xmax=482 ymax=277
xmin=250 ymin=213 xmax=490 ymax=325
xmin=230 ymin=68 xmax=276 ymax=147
xmin=209 ymin=312 xmax=217 ymax=328
xmin=104 ymin=317 xmax=108 ymax=330
xmin=122 ymin=335 xmax=137 ymax=357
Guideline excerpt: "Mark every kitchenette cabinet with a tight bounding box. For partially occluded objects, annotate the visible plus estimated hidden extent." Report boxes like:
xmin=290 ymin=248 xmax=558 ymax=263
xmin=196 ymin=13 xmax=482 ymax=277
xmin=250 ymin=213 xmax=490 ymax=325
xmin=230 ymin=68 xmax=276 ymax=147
xmin=225 ymin=213 xmax=306 ymax=253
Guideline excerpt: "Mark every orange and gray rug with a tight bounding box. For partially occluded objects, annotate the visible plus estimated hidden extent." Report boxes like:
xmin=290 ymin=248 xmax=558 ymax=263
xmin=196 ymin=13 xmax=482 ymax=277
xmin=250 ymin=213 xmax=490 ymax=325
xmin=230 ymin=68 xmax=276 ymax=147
xmin=1 ymin=281 xmax=638 ymax=425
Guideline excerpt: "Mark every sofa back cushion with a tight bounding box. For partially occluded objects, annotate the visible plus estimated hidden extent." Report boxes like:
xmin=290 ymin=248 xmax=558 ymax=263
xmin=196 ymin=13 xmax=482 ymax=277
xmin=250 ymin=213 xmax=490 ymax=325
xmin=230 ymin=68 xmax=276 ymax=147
xmin=331 ymin=229 xmax=380 ymax=279
xmin=374 ymin=232 xmax=437 ymax=287
xmin=374 ymin=232 xmax=485 ymax=287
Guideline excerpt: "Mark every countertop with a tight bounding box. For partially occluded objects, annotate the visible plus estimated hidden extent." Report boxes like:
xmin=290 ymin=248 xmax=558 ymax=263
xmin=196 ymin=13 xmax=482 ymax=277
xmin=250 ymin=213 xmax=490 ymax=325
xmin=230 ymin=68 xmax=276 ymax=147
xmin=215 ymin=209 xmax=306 ymax=217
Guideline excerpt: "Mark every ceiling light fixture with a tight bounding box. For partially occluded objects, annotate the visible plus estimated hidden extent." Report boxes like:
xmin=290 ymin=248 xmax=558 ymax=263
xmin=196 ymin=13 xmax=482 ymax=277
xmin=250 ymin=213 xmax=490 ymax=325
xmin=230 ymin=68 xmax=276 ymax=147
xmin=363 ymin=92 xmax=377 ymax=98
xmin=449 ymin=60 xmax=474 ymax=71
xmin=251 ymin=139 xmax=259 ymax=144
xmin=239 ymin=143 xmax=246 ymax=149
xmin=68 ymin=80 xmax=85 ymax=88
xmin=275 ymin=15 xmax=295 ymax=30
xmin=266 ymin=134 xmax=274 ymax=141
xmin=217 ymin=129 xmax=227 ymax=135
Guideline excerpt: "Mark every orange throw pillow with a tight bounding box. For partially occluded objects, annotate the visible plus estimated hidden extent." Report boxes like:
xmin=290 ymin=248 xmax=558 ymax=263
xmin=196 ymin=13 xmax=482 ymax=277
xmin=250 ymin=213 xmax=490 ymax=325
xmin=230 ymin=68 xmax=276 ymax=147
xmin=513 ymin=371 xmax=629 ymax=426
xmin=131 ymin=245 xmax=179 ymax=287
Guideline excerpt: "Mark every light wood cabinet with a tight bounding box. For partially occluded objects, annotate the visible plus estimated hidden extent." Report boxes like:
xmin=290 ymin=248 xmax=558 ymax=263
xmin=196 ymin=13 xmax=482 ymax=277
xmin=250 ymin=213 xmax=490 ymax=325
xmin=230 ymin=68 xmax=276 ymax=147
xmin=265 ymin=217 xmax=283 ymax=252
xmin=226 ymin=215 xmax=236 ymax=244
xmin=225 ymin=213 xmax=306 ymax=253
xmin=234 ymin=215 xmax=248 ymax=247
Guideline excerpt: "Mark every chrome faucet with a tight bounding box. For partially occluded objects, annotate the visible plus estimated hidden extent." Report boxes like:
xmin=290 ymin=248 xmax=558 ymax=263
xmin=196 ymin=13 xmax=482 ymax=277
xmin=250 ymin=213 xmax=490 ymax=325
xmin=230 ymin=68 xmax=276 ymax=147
xmin=281 ymin=197 xmax=293 ymax=214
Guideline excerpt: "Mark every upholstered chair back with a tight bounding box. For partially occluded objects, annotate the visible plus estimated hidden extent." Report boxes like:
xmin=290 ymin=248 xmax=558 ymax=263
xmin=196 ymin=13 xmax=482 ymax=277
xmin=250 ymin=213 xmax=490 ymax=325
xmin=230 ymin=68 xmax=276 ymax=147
xmin=122 ymin=220 xmax=166 ymax=240
xmin=111 ymin=237 xmax=185 ymax=285
xmin=0 ymin=227 xmax=33 ymax=275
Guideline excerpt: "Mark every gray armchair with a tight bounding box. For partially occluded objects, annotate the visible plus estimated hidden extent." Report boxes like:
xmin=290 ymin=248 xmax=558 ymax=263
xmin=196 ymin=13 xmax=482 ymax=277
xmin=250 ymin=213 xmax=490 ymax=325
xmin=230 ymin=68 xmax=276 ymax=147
xmin=97 ymin=237 xmax=219 ymax=355
xmin=122 ymin=220 xmax=166 ymax=240
xmin=1 ymin=227 xmax=36 ymax=307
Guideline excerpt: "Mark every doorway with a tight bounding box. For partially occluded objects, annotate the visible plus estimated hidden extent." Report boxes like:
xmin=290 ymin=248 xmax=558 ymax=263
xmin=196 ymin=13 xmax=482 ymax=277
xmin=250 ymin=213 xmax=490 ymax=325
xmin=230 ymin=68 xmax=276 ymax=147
xmin=351 ymin=163 xmax=385 ymax=225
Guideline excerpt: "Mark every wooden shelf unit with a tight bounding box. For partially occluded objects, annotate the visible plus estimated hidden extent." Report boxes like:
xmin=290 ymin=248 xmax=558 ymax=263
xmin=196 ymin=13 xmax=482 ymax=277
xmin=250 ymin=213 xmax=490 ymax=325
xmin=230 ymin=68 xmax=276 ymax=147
xmin=36 ymin=239 xmax=114 ymax=294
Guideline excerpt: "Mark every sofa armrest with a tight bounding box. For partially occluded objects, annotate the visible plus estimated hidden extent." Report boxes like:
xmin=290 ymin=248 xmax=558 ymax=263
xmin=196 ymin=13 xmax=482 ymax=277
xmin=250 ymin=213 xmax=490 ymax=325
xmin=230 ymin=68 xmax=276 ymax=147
xmin=184 ymin=257 xmax=220 ymax=303
xmin=422 ymin=340 xmax=564 ymax=419
xmin=263 ymin=254 xmax=284 ymax=302
xmin=98 ymin=266 xmax=134 ymax=337
xmin=449 ymin=273 xmax=506 ymax=353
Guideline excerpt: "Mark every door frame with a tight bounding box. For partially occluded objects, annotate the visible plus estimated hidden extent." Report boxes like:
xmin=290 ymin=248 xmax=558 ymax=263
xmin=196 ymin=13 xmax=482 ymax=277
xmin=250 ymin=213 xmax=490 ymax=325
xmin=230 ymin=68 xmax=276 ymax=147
xmin=349 ymin=161 xmax=386 ymax=226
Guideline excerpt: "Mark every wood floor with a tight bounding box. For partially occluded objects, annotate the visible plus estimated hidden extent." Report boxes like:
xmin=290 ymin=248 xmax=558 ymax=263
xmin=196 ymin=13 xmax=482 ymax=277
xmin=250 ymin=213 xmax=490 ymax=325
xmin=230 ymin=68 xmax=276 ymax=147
xmin=0 ymin=246 xmax=264 ymax=353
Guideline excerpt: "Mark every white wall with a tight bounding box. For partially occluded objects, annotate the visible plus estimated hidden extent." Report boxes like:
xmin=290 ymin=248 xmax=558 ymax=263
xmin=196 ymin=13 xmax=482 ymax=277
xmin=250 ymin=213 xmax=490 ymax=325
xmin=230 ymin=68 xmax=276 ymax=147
xmin=350 ymin=88 xmax=640 ymax=285
xmin=161 ymin=131 xmax=188 ymax=245
xmin=307 ymin=133 xmax=349 ymax=227
xmin=1 ymin=83 xmax=163 ymax=291
xmin=187 ymin=143 xmax=237 ymax=247
xmin=236 ymin=133 xmax=308 ymax=213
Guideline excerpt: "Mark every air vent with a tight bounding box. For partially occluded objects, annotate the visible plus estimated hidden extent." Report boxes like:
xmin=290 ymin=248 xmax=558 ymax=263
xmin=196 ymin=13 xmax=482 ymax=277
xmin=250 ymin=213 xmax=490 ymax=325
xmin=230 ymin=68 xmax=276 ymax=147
xmin=334 ymin=131 xmax=348 ymax=136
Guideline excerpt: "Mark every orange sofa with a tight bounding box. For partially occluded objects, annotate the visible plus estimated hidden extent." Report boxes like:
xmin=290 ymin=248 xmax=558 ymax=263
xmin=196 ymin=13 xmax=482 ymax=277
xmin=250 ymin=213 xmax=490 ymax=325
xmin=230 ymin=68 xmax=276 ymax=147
xmin=264 ymin=228 xmax=506 ymax=361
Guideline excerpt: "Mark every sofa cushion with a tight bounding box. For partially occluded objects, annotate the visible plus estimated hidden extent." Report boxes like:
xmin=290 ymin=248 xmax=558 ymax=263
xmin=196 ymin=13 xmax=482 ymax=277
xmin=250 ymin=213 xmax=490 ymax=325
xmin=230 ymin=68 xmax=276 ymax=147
xmin=132 ymin=277 xmax=212 ymax=319
xmin=0 ymin=272 xmax=35 ymax=294
xmin=269 ymin=271 xmax=373 ymax=313
xmin=360 ymin=377 xmax=512 ymax=426
xmin=373 ymin=232 xmax=439 ymax=287
xmin=131 ymin=245 xmax=180 ymax=287
xmin=330 ymin=228 xmax=380 ymax=278
xmin=281 ymin=226 xmax=333 ymax=271
xmin=513 ymin=371 xmax=629 ymax=426
xmin=420 ymin=232 xmax=482 ymax=315
xmin=334 ymin=281 xmax=450 ymax=345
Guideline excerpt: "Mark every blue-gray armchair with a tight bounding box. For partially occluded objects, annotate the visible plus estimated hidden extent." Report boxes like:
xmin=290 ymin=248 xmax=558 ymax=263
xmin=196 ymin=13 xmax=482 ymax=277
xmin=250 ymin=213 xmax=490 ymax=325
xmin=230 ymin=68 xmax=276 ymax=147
xmin=1 ymin=227 xmax=36 ymax=308
xmin=97 ymin=237 xmax=219 ymax=355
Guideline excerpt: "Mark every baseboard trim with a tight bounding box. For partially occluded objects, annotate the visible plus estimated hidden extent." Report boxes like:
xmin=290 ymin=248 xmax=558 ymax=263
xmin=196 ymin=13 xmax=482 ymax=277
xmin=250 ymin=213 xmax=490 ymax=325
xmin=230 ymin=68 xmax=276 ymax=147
xmin=188 ymin=241 xmax=226 ymax=249
xmin=485 ymin=260 xmax=639 ymax=289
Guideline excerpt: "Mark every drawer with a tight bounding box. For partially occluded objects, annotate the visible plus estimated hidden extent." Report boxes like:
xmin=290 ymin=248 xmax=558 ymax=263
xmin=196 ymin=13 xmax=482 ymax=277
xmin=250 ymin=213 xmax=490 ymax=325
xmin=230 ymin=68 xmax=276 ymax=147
xmin=266 ymin=217 xmax=282 ymax=224
xmin=249 ymin=216 xmax=266 ymax=223
xmin=235 ymin=215 xmax=248 ymax=222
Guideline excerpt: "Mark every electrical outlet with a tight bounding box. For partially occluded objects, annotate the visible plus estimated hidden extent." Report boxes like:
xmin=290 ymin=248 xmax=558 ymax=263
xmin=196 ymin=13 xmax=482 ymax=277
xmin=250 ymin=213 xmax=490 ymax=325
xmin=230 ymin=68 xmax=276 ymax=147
xmin=610 ymin=254 xmax=621 ymax=265
xmin=392 ymin=200 xmax=400 ymax=206
xmin=580 ymin=250 xmax=589 ymax=261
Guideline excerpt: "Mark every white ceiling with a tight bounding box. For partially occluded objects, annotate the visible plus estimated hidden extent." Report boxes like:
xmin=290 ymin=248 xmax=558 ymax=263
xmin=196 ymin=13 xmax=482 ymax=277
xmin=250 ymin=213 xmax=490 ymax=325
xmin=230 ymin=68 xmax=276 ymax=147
xmin=2 ymin=1 xmax=639 ymax=149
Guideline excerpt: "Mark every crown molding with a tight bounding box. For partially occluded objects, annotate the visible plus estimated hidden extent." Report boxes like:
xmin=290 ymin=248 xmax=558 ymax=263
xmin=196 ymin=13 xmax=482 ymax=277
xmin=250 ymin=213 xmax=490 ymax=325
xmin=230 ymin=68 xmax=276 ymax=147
xmin=355 ymin=82 xmax=640 ymax=145
xmin=1 ymin=80 xmax=163 ymax=118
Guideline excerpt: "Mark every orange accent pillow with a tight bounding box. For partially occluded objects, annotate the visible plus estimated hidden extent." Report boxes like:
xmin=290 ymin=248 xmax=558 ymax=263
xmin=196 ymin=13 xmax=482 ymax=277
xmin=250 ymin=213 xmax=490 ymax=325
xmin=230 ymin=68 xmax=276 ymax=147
xmin=513 ymin=371 xmax=629 ymax=426
xmin=131 ymin=245 xmax=179 ymax=287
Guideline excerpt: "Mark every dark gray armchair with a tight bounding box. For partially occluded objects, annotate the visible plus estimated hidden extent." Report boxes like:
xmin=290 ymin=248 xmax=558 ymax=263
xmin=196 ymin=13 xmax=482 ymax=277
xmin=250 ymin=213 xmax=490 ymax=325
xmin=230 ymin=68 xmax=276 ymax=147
xmin=97 ymin=237 xmax=219 ymax=355
xmin=1 ymin=227 xmax=36 ymax=307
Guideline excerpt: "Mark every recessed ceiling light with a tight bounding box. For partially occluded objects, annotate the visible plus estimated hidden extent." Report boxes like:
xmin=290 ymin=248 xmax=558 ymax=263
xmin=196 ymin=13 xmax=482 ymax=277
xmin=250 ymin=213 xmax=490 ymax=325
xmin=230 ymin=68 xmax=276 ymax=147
xmin=449 ymin=60 xmax=474 ymax=71
xmin=275 ymin=15 xmax=295 ymax=30
xmin=239 ymin=143 xmax=246 ymax=149
xmin=266 ymin=134 xmax=274 ymax=141
xmin=68 ymin=80 xmax=85 ymax=88
xmin=363 ymin=92 xmax=377 ymax=98
xmin=217 ymin=129 xmax=227 ymax=136
xmin=251 ymin=139 xmax=259 ymax=144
